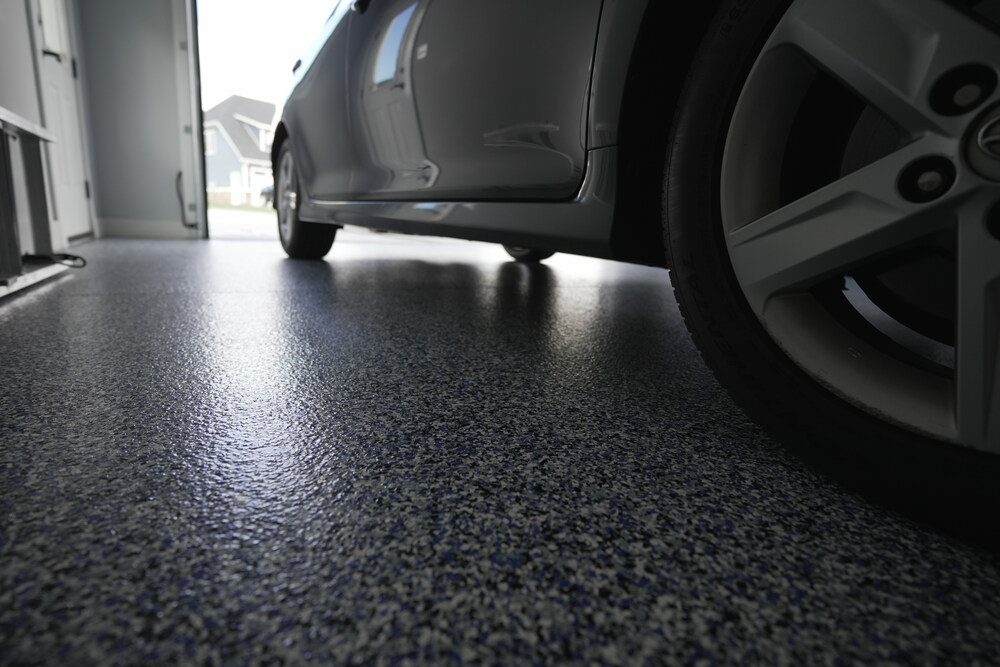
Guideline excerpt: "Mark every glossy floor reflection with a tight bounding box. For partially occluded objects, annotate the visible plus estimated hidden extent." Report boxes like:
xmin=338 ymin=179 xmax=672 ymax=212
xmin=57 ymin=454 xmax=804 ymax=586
xmin=1 ymin=230 xmax=999 ymax=663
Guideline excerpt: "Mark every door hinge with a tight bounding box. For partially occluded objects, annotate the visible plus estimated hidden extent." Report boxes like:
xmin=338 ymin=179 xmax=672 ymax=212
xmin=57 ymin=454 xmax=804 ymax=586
xmin=72 ymin=58 xmax=78 ymax=79
xmin=84 ymin=180 xmax=90 ymax=199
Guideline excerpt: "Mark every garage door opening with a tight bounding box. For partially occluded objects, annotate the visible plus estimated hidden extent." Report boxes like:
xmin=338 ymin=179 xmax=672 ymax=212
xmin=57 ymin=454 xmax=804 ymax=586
xmin=197 ymin=0 xmax=334 ymax=239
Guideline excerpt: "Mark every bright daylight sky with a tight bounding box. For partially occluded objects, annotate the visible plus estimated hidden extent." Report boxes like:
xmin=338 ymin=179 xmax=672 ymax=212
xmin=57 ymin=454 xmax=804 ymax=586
xmin=196 ymin=0 xmax=336 ymax=112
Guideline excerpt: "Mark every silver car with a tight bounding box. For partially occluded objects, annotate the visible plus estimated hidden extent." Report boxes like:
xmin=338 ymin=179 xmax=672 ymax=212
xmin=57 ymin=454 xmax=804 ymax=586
xmin=272 ymin=0 xmax=1000 ymax=502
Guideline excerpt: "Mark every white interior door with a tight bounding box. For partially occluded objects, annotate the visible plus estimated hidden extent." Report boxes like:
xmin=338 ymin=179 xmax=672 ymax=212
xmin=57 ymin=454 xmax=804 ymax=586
xmin=32 ymin=0 xmax=92 ymax=242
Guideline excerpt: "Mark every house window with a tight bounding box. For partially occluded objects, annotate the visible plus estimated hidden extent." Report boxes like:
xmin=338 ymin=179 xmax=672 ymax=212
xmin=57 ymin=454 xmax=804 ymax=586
xmin=204 ymin=129 xmax=217 ymax=156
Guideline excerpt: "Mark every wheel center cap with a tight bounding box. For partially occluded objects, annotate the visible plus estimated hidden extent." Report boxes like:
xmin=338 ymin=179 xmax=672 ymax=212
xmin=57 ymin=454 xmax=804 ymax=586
xmin=967 ymin=105 xmax=1000 ymax=181
xmin=977 ymin=117 xmax=1000 ymax=158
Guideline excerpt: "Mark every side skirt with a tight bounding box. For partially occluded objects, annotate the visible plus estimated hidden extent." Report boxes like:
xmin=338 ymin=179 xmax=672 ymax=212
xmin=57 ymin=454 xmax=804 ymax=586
xmin=298 ymin=147 xmax=618 ymax=260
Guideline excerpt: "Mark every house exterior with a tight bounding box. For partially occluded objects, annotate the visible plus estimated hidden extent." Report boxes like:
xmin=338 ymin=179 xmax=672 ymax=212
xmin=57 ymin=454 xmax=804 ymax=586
xmin=204 ymin=95 xmax=275 ymax=206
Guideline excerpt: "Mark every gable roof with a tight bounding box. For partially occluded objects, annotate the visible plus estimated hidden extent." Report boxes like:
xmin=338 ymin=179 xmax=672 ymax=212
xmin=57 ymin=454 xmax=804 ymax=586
xmin=204 ymin=95 xmax=275 ymax=162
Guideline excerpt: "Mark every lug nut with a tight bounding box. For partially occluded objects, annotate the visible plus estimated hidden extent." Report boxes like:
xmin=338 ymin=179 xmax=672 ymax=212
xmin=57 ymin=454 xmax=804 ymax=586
xmin=916 ymin=171 xmax=944 ymax=193
xmin=930 ymin=64 xmax=997 ymax=116
xmin=899 ymin=156 xmax=955 ymax=203
xmin=953 ymin=84 xmax=983 ymax=109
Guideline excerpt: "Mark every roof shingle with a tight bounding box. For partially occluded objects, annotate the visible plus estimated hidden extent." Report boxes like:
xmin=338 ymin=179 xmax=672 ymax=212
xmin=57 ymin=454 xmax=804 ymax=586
xmin=204 ymin=95 xmax=275 ymax=162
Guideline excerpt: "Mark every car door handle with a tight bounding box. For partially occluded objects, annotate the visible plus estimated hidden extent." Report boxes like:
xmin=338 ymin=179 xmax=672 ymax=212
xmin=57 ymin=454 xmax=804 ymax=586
xmin=351 ymin=0 xmax=371 ymax=14
xmin=42 ymin=48 xmax=62 ymax=62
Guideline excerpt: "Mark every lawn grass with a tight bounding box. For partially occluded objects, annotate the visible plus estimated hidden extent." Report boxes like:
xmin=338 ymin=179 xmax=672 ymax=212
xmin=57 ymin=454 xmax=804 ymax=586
xmin=208 ymin=201 xmax=272 ymax=213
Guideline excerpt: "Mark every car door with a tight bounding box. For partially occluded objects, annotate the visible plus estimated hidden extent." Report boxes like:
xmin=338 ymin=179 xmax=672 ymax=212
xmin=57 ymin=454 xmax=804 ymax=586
xmin=346 ymin=0 xmax=604 ymax=200
xmin=283 ymin=0 xmax=356 ymax=201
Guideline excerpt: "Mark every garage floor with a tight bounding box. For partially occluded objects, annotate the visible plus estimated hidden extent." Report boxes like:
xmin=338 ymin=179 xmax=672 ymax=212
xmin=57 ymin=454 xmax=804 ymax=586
xmin=2 ymin=230 xmax=999 ymax=663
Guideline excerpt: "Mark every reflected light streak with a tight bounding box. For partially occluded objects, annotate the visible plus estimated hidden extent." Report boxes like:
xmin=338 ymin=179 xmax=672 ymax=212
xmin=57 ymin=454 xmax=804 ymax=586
xmin=372 ymin=3 xmax=418 ymax=85
xmin=184 ymin=265 xmax=329 ymax=512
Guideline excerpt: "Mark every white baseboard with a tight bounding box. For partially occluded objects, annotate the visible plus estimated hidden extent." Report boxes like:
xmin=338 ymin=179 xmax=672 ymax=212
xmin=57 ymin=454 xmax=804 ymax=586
xmin=96 ymin=218 xmax=201 ymax=239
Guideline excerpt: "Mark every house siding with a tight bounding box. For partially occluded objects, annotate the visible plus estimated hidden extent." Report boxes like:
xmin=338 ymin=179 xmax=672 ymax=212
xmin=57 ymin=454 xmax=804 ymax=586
xmin=203 ymin=96 xmax=275 ymax=206
xmin=205 ymin=127 xmax=242 ymax=192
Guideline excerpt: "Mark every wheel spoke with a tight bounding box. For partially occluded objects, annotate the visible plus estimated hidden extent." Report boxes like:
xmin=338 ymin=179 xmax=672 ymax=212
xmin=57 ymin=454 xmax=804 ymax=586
xmin=277 ymin=152 xmax=295 ymax=239
xmin=727 ymin=135 xmax=960 ymax=314
xmin=770 ymin=0 xmax=1000 ymax=135
xmin=955 ymin=199 xmax=1000 ymax=451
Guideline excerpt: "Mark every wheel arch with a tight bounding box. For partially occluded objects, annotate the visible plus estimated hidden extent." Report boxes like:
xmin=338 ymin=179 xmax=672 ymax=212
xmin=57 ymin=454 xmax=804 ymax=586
xmin=606 ymin=0 xmax=724 ymax=267
xmin=270 ymin=121 xmax=290 ymax=210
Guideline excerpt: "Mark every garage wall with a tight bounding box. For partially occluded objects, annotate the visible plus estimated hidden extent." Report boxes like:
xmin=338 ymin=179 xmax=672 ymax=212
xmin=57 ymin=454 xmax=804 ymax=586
xmin=0 ymin=2 xmax=42 ymax=125
xmin=0 ymin=2 xmax=44 ymax=253
xmin=76 ymin=0 xmax=204 ymax=238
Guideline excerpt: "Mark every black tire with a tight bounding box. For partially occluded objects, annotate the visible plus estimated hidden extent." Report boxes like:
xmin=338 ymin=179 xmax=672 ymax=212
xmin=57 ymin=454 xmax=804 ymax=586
xmin=275 ymin=142 xmax=337 ymax=260
xmin=665 ymin=0 xmax=1000 ymax=546
xmin=503 ymin=245 xmax=555 ymax=262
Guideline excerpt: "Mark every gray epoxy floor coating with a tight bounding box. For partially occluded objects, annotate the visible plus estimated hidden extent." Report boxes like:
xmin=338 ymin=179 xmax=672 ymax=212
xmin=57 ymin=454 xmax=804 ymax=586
xmin=1 ymin=231 xmax=999 ymax=664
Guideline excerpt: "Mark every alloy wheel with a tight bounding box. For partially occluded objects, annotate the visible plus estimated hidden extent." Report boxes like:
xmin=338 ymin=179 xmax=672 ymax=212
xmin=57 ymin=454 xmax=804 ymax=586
xmin=721 ymin=0 xmax=1000 ymax=449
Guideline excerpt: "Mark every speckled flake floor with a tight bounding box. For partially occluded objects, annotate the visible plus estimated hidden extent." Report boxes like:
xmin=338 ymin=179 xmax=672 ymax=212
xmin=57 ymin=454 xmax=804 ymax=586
xmin=2 ymin=231 xmax=999 ymax=664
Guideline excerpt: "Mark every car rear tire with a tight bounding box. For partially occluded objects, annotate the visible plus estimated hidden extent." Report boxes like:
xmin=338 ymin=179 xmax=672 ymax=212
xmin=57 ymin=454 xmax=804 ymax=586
xmin=276 ymin=142 xmax=337 ymax=260
xmin=503 ymin=245 xmax=555 ymax=262
xmin=665 ymin=0 xmax=1000 ymax=544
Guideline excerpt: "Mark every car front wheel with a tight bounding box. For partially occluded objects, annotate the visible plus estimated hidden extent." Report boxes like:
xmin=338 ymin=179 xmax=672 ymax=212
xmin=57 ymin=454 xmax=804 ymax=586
xmin=276 ymin=142 xmax=337 ymax=260
xmin=666 ymin=0 xmax=1000 ymax=540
